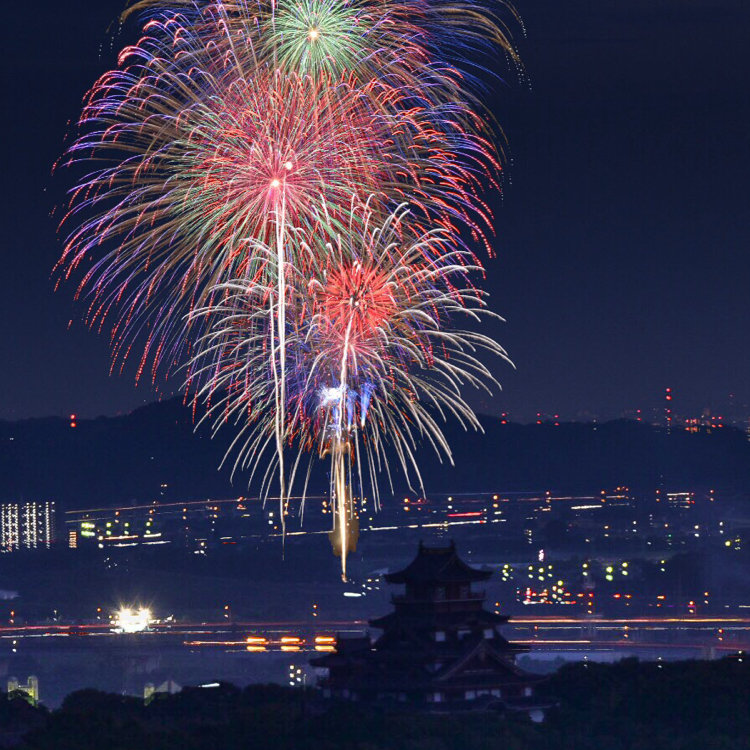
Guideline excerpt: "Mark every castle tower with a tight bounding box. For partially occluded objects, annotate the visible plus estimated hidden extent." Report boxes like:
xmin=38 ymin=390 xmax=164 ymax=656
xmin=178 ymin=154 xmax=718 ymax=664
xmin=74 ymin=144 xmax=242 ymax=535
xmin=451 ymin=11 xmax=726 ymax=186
xmin=312 ymin=542 xmax=549 ymax=715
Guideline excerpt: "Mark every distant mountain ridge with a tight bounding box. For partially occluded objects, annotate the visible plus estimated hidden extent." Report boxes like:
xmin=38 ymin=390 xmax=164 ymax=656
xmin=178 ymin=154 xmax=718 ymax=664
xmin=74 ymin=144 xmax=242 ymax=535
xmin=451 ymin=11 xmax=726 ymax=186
xmin=1 ymin=398 xmax=748 ymax=509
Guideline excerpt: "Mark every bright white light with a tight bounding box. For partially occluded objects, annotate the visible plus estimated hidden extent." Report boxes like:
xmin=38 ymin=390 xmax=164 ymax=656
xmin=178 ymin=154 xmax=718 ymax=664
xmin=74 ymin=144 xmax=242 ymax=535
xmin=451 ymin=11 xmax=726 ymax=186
xmin=308 ymin=27 xmax=320 ymax=40
xmin=270 ymin=178 xmax=281 ymax=188
xmin=320 ymin=385 xmax=344 ymax=407
xmin=112 ymin=606 xmax=152 ymax=633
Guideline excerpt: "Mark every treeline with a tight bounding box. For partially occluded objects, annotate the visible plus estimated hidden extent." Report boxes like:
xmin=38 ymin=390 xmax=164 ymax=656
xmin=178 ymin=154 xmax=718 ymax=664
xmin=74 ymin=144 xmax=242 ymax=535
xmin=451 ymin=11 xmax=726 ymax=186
xmin=4 ymin=657 xmax=749 ymax=749
xmin=2 ymin=397 xmax=750 ymax=507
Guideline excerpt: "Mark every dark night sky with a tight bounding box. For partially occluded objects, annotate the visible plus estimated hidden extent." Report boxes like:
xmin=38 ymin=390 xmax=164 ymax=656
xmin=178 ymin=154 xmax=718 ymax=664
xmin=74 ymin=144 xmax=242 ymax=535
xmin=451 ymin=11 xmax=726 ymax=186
xmin=1 ymin=0 xmax=749 ymax=422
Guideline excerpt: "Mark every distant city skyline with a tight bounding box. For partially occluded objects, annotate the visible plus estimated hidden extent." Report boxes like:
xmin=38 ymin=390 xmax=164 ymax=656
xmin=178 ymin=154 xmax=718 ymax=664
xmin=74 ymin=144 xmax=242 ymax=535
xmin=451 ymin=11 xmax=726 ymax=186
xmin=1 ymin=385 xmax=749 ymax=427
xmin=474 ymin=386 xmax=750 ymax=426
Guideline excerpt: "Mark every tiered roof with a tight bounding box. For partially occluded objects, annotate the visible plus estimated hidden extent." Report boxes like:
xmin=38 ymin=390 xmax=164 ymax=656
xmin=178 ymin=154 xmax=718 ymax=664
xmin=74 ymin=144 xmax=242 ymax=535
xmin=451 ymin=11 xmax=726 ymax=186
xmin=312 ymin=542 xmax=541 ymax=707
xmin=385 ymin=541 xmax=491 ymax=584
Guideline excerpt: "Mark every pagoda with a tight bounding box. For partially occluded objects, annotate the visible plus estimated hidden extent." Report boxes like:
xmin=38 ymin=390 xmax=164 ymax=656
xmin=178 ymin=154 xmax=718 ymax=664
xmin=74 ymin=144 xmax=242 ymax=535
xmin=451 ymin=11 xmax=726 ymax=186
xmin=312 ymin=542 xmax=547 ymax=713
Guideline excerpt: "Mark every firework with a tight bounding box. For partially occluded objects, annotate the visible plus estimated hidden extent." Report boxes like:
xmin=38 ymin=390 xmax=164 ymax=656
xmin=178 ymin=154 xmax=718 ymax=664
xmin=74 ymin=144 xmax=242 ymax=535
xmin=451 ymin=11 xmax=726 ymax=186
xmin=124 ymin=0 xmax=522 ymax=93
xmin=58 ymin=0 xmax=521 ymax=576
xmin=57 ymin=1 xmax=506 ymax=375
xmin=186 ymin=204 xmax=510 ymax=577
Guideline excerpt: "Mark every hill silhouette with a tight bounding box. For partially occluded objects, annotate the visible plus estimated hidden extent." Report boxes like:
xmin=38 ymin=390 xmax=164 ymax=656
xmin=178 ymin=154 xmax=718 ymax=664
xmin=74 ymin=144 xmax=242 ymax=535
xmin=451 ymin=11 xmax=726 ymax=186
xmin=1 ymin=398 xmax=748 ymax=508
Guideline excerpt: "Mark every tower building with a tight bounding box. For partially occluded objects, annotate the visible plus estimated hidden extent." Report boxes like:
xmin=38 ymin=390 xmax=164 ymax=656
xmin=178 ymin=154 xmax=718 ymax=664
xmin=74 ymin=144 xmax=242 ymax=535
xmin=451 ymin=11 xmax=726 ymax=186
xmin=1 ymin=501 xmax=55 ymax=551
xmin=312 ymin=542 xmax=549 ymax=716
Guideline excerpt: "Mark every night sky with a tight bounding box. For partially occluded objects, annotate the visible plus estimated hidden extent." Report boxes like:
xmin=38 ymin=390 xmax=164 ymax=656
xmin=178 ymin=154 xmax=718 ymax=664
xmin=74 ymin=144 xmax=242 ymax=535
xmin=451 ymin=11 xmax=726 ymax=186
xmin=2 ymin=0 xmax=749 ymax=422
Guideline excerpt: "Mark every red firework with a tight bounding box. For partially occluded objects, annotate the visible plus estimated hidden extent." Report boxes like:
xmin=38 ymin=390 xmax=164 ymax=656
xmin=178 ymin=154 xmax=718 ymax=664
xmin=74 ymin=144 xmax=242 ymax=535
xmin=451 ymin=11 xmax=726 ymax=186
xmin=317 ymin=261 xmax=397 ymax=346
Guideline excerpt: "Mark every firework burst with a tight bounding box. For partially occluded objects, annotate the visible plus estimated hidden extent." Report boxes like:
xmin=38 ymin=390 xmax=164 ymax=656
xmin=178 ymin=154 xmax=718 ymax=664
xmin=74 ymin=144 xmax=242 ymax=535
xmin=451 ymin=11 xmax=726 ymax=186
xmin=58 ymin=0 xmax=522 ymax=576
xmin=57 ymin=2 xmax=505 ymax=378
xmin=186 ymin=203 xmax=510 ymax=575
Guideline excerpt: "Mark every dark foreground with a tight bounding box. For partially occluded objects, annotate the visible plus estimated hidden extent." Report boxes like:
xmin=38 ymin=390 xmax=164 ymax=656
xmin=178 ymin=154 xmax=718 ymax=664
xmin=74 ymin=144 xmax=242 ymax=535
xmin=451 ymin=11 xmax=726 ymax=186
xmin=4 ymin=658 xmax=749 ymax=750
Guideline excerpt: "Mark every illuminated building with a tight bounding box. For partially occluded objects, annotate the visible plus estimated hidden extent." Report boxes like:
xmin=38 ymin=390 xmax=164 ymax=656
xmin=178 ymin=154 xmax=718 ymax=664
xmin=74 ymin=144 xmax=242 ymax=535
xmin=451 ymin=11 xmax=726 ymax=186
xmin=312 ymin=542 xmax=550 ymax=716
xmin=667 ymin=492 xmax=695 ymax=511
xmin=144 ymin=679 xmax=181 ymax=703
xmin=0 ymin=505 xmax=18 ymax=550
xmin=1 ymin=501 xmax=55 ymax=551
xmin=288 ymin=664 xmax=308 ymax=687
xmin=7 ymin=675 xmax=39 ymax=705
xmin=665 ymin=387 xmax=674 ymax=432
xmin=64 ymin=495 xmax=329 ymax=550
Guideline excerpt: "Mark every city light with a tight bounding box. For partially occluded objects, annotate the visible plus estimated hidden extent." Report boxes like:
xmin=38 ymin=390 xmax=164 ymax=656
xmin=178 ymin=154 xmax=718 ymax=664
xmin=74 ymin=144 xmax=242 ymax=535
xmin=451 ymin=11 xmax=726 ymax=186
xmin=111 ymin=607 xmax=153 ymax=634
